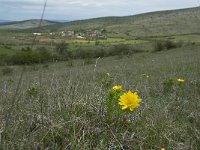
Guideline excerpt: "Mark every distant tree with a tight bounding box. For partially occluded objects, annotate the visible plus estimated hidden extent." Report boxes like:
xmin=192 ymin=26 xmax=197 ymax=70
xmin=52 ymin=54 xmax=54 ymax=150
xmin=154 ymin=41 xmax=164 ymax=51
xmin=164 ymin=40 xmax=177 ymax=50
xmin=55 ymin=41 xmax=69 ymax=55
xmin=95 ymin=40 xmax=100 ymax=46
xmin=101 ymin=29 xmax=106 ymax=34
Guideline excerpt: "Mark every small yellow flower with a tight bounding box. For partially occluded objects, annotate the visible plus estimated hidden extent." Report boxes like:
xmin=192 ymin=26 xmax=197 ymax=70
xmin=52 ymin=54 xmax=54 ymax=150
xmin=118 ymin=90 xmax=142 ymax=111
xmin=112 ymin=85 xmax=122 ymax=92
xmin=177 ymin=78 xmax=185 ymax=83
xmin=161 ymin=148 xmax=166 ymax=150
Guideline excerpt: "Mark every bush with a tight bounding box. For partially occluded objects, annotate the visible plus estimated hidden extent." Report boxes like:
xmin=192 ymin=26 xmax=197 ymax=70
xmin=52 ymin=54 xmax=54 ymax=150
xmin=72 ymin=48 xmax=95 ymax=59
xmin=0 ymin=54 xmax=9 ymax=65
xmin=154 ymin=41 xmax=164 ymax=51
xmin=165 ymin=40 xmax=177 ymax=50
xmin=10 ymin=50 xmax=41 ymax=65
xmin=55 ymin=41 xmax=69 ymax=55
xmin=37 ymin=47 xmax=53 ymax=63
xmin=108 ymin=44 xmax=133 ymax=56
xmin=72 ymin=44 xmax=140 ymax=59
xmin=4 ymin=45 xmax=12 ymax=49
xmin=0 ymin=44 xmax=141 ymax=66
xmin=154 ymin=40 xmax=179 ymax=52
xmin=9 ymin=49 xmax=54 ymax=65
xmin=21 ymin=47 xmax=31 ymax=51
xmin=95 ymin=40 xmax=100 ymax=46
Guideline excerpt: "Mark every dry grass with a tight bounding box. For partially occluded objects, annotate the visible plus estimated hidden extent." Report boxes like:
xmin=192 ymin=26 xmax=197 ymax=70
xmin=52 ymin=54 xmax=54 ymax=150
xmin=0 ymin=45 xmax=200 ymax=149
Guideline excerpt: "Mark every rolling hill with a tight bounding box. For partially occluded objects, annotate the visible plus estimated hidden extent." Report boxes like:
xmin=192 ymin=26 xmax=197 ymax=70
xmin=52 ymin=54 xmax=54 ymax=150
xmin=0 ymin=19 xmax=56 ymax=30
xmin=1 ymin=7 xmax=200 ymax=38
xmin=37 ymin=6 xmax=200 ymax=37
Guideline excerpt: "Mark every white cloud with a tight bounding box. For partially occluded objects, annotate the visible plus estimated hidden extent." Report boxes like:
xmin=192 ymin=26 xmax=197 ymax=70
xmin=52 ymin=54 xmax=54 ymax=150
xmin=0 ymin=0 xmax=198 ymax=20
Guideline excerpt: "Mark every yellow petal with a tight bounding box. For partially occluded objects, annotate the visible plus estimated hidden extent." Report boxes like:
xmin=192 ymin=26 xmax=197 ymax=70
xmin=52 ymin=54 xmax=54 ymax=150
xmin=122 ymin=105 xmax=128 ymax=110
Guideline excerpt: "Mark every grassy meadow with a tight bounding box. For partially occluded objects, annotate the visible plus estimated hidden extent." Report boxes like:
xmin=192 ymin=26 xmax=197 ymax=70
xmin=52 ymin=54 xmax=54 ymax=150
xmin=0 ymin=44 xmax=200 ymax=149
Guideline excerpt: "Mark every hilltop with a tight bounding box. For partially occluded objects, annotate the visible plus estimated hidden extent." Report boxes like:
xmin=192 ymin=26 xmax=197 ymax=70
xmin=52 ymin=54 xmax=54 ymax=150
xmin=36 ymin=6 xmax=200 ymax=37
xmin=0 ymin=7 xmax=200 ymax=38
xmin=0 ymin=19 xmax=56 ymax=30
xmin=1 ymin=7 xmax=200 ymax=37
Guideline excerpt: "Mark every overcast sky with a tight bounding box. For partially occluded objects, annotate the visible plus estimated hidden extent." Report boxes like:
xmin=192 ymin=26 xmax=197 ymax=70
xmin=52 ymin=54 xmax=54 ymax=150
xmin=0 ymin=0 xmax=199 ymax=21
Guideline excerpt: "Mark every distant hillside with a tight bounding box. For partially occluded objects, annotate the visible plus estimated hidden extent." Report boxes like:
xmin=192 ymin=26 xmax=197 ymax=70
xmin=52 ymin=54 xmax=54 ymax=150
xmin=50 ymin=20 xmax=71 ymax=23
xmin=0 ymin=19 xmax=56 ymax=30
xmin=0 ymin=20 xmax=13 ymax=24
xmin=37 ymin=7 xmax=200 ymax=37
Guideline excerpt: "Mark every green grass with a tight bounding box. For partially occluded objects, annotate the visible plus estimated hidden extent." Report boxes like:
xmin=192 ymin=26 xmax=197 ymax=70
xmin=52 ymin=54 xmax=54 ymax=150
xmin=0 ymin=45 xmax=200 ymax=149
xmin=0 ymin=48 xmax=18 ymax=55
xmin=172 ymin=34 xmax=200 ymax=43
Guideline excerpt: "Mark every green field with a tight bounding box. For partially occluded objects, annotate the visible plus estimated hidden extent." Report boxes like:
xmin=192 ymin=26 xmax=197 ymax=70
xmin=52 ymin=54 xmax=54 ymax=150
xmin=0 ymin=48 xmax=17 ymax=55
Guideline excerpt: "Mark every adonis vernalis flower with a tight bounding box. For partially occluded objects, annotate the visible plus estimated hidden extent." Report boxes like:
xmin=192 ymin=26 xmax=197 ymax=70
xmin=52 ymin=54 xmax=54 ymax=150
xmin=118 ymin=90 xmax=142 ymax=111
xmin=112 ymin=85 xmax=122 ymax=92
xmin=177 ymin=78 xmax=185 ymax=83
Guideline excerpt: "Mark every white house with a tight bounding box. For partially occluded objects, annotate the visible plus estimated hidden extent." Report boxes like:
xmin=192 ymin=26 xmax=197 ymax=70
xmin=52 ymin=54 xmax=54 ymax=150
xmin=33 ymin=33 xmax=42 ymax=36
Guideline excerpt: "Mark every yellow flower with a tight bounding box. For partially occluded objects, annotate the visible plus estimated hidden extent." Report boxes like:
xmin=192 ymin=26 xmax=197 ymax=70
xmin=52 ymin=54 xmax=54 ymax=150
xmin=112 ymin=85 xmax=122 ymax=92
xmin=118 ymin=90 xmax=142 ymax=111
xmin=177 ymin=78 xmax=185 ymax=83
xmin=161 ymin=148 xmax=166 ymax=150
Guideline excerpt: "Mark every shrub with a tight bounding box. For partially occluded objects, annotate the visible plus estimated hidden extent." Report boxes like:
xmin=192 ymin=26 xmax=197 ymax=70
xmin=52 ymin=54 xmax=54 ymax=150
xmin=108 ymin=44 xmax=132 ymax=56
xmin=72 ymin=44 xmax=139 ymax=59
xmin=154 ymin=40 xmax=179 ymax=52
xmin=0 ymin=54 xmax=9 ymax=65
xmin=10 ymin=50 xmax=41 ymax=65
xmin=21 ymin=47 xmax=31 ymax=51
xmin=5 ymin=48 xmax=55 ymax=65
xmin=37 ymin=47 xmax=53 ymax=63
xmin=95 ymin=40 xmax=100 ymax=46
xmin=4 ymin=45 xmax=12 ymax=49
xmin=95 ymin=48 xmax=107 ymax=57
xmin=154 ymin=41 xmax=164 ymax=51
xmin=73 ymin=48 xmax=95 ymax=59
xmin=165 ymin=40 xmax=177 ymax=50
xmin=55 ymin=41 xmax=69 ymax=55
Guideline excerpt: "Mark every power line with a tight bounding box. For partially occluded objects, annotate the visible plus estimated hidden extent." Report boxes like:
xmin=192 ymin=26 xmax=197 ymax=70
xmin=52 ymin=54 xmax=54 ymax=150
xmin=31 ymin=0 xmax=48 ymax=49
